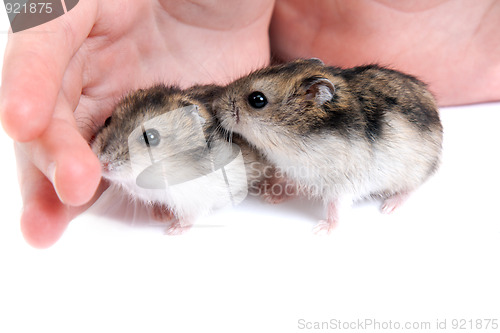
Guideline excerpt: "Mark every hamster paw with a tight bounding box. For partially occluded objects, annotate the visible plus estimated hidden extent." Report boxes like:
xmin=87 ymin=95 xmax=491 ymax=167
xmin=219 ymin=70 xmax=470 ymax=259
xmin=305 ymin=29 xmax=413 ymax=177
xmin=261 ymin=178 xmax=297 ymax=204
xmin=263 ymin=191 xmax=291 ymax=204
xmin=313 ymin=199 xmax=340 ymax=234
xmin=381 ymin=192 xmax=410 ymax=214
xmin=165 ymin=220 xmax=192 ymax=236
xmin=312 ymin=220 xmax=337 ymax=235
xmin=151 ymin=204 xmax=176 ymax=222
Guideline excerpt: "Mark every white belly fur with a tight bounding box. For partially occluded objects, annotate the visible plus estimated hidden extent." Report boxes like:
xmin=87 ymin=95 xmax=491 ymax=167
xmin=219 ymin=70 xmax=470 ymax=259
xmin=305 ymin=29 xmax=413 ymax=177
xmin=263 ymin=116 xmax=441 ymax=203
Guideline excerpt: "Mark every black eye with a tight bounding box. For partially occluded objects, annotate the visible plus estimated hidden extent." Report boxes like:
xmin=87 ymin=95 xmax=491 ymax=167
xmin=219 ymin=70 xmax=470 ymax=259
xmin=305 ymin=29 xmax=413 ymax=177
xmin=248 ymin=91 xmax=268 ymax=109
xmin=104 ymin=117 xmax=112 ymax=127
xmin=140 ymin=128 xmax=161 ymax=147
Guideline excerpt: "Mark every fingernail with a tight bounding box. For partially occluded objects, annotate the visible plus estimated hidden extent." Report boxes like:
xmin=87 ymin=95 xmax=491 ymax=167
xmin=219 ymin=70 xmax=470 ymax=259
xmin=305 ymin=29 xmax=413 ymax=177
xmin=47 ymin=162 xmax=56 ymax=184
xmin=47 ymin=162 xmax=64 ymax=203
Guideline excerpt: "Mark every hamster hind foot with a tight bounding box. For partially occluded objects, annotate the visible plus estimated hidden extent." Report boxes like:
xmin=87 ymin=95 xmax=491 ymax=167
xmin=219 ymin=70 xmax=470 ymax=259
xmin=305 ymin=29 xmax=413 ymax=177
xmin=380 ymin=192 xmax=410 ymax=214
xmin=150 ymin=203 xmax=192 ymax=234
xmin=165 ymin=219 xmax=193 ymax=236
xmin=312 ymin=199 xmax=340 ymax=235
xmin=151 ymin=203 xmax=177 ymax=222
xmin=262 ymin=176 xmax=297 ymax=204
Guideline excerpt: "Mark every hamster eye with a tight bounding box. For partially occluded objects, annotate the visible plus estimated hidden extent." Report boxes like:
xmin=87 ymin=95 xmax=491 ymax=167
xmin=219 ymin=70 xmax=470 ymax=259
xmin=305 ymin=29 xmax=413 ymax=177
xmin=104 ymin=117 xmax=112 ymax=127
xmin=248 ymin=91 xmax=268 ymax=109
xmin=140 ymin=128 xmax=161 ymax=147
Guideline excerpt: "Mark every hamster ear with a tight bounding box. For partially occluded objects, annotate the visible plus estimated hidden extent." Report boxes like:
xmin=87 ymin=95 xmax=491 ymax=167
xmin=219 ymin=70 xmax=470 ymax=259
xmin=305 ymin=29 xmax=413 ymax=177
xmin=302 ymin=76 xmax=335 ymax=106
xmin=306 ymin=58 xmax=325 ymax=66
xmin=188 ymin=104 xmax=206 ymax=125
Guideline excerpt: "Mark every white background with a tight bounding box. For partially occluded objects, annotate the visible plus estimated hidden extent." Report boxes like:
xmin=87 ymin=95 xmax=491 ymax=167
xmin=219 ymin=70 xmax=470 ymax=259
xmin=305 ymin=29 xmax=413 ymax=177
xmin=0 ymin=8 xmax=499 ymax=333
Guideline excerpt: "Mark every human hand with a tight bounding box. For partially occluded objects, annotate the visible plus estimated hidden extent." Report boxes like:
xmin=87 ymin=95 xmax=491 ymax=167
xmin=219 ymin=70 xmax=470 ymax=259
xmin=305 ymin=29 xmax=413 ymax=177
xmin=1 ymin=0 xmax=274 ymax=247
xmin=270 ymin=0 xmax=500 ymax=106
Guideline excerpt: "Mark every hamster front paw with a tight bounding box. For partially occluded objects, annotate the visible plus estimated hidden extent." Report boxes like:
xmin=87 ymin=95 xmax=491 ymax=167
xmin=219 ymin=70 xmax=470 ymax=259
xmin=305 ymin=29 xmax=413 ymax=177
xmin=165 ymin=219 xmax=192 ymax=236
xmin=151 ymin=203 xmax=177 ymax=222
xmin=261 ymin=176 xmax=297 ymax=204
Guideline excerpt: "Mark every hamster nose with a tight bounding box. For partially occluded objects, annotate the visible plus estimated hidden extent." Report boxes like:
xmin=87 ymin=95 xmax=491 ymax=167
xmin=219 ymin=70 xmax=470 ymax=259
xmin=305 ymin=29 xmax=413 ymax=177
xmin=234 ymin=107 xmax=240 ymax=123
xmin=232 ymin=105 xmax=240 ymax=124
xmin=230 ymin=99 xmax=240 ymax=123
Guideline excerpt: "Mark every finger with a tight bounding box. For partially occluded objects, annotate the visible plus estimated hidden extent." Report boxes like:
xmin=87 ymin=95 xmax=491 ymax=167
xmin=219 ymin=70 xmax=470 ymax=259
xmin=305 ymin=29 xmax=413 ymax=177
xmin=17 ymin=109 xmax=102 ymax=207
xmin=0 ymin=0 xmax=98 ymax=142
xmin=17 ymin=86 xmax=102 ymax=207
xmin=16 ymin=145 xmax=106 ymax=248
xmin=19 ymin=163 xmax=71 ymax=248
xmin=14 ymin=42 xmax=102 ymax=207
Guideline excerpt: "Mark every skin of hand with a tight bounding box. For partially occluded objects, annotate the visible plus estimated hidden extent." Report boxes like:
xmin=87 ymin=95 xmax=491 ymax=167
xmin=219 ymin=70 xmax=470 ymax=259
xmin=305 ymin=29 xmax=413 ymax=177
xmin=270 ymin=0 xmax=500 ymax=106
xmin=0 ymin=0 xmax=275 ymax=248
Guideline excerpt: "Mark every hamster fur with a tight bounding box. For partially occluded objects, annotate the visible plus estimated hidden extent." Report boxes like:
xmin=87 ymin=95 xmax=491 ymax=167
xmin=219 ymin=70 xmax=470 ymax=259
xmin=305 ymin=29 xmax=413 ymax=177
xmin=213 ymin=58 xmax=443 ymax=233
xmin=91 ymin=84 xmax=273 ymax=234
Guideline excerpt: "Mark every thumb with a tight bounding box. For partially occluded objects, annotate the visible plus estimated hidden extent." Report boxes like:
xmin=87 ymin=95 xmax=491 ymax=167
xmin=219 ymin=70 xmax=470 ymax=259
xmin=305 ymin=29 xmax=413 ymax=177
xmin=0 ymin=0 xmax=98 ymax=142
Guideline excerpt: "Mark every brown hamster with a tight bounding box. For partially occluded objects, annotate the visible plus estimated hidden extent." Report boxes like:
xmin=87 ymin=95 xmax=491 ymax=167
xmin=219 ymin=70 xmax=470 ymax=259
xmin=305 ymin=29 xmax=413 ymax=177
xmin=213 ymin=58 xmax=443 ymax=233
xmin=91 ymin=84 xmax=273 ymax=234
